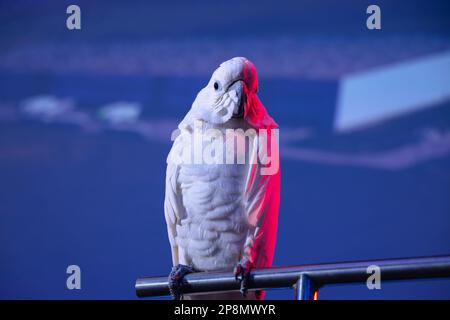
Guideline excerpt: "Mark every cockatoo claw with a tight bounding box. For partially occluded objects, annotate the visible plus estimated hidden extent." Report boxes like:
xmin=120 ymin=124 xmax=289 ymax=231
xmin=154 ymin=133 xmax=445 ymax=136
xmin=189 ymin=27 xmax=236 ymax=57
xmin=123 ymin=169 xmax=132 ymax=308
xmin=168 ymin=264 xmax=196 ymax=300
xmin=234 ymin=260 xmax=254 ymax=297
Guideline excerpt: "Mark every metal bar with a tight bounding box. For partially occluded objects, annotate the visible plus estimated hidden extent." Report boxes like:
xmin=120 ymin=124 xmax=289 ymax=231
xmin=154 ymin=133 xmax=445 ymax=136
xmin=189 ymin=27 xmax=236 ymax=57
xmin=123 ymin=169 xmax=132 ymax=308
xmin=294 ymin=274 xmax=318 ymax=300
xmin=136 ymin=255 xmax=450 ymax=298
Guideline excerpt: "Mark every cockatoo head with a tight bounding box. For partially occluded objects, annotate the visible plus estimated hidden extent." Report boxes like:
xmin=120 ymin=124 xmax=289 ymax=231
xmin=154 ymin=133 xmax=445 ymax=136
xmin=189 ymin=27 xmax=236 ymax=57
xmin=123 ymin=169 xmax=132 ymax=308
xmin=180 ymin=57 xmax=277 ymax=129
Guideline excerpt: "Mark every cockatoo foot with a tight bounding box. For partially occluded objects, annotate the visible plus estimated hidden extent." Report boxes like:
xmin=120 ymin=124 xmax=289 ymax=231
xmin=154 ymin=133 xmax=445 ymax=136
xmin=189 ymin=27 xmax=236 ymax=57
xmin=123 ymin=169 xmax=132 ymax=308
xmin=168 ymin=264 xmax=196 ymax=300
xmin=234 ymin=259 xmax=254 ymax=297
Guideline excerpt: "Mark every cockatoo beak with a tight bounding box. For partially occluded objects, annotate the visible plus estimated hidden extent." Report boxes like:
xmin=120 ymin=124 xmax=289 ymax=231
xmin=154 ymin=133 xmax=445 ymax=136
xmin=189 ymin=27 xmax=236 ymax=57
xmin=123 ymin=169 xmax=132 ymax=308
xmin=230 ymin=80 xmax=247 ymax=119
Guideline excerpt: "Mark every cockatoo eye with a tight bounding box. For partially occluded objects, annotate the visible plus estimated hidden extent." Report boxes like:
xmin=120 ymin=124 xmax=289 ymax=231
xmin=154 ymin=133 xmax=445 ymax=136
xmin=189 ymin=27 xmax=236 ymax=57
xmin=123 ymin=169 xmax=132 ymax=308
xmin=214 ymin=82 xmax=219 ymax=90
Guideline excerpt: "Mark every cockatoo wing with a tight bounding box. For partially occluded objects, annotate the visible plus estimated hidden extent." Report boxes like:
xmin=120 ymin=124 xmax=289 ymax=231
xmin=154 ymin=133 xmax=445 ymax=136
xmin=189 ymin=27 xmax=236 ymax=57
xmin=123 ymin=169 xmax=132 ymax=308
xmin=243 ymin=128 xmax=280 ymax=269
xmin=164 ymin=161 xmax=179 ymax=266
xmin=164 ymin=131 xmax=188 ymax=266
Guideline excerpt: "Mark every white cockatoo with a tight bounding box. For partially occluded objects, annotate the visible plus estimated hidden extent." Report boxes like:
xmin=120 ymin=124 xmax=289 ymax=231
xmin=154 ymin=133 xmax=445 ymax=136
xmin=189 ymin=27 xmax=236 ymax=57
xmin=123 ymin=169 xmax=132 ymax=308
xmin=164 ymin=57 xmax=280 ymax=300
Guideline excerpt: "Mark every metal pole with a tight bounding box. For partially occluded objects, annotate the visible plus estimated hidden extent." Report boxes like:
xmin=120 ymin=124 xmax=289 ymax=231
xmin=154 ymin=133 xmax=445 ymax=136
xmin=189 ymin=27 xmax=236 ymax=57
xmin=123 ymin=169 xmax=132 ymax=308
xmin=294 ymin=274 xmax=318 ymax=300
xmin=136 ymin=255 xmax=450 ymax=298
